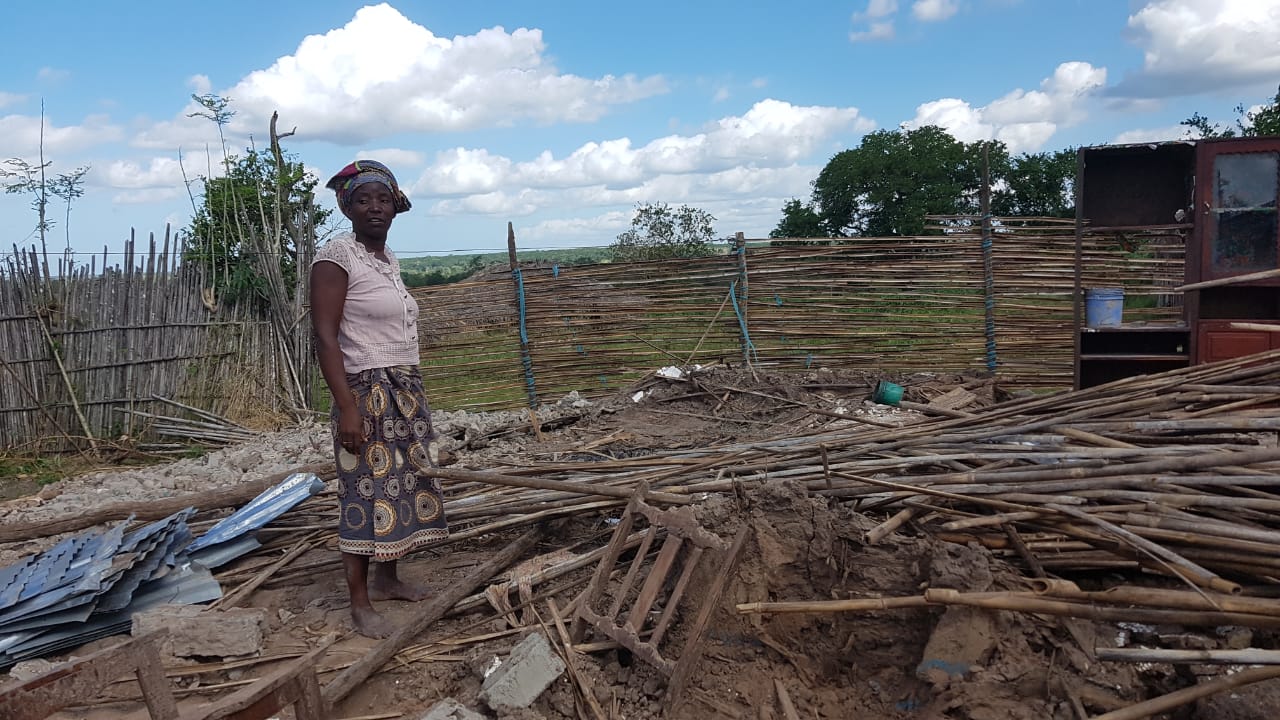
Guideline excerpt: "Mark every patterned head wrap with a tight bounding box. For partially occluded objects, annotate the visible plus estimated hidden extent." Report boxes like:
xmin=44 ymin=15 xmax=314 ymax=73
xmin=325 ymin=160 xmax=412 ymax=215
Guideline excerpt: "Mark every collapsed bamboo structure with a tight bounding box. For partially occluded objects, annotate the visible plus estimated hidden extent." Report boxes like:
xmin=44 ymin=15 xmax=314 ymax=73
xmin=106 ymin=347 xmax=1280 ymax=613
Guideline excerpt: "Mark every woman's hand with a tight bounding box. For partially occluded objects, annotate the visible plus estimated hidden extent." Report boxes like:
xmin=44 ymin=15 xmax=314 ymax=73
xmin=337 ymin=408 xmax=366 ymax=455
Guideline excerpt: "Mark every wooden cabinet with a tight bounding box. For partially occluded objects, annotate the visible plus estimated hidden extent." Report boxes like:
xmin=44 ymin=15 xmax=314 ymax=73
xmin=1197 ymin=320 xmax=1280 ymax=363
xmin=1078 ymin=327 xmax=1190 ymax=388
xmin=1195 ymin=143 xmax=1280 ymax=282
xmin=1074 ymin=137 xmax=1280 ymax=389
xmin=1187 ymin=140 xmax=1280 ymax=365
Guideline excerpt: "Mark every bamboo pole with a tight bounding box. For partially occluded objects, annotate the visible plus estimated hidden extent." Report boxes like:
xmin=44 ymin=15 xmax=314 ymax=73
xmin=923 ymin=589 xmax=1280 ymax=628
xmin=1097 ymin=647 xmax=1280 ymax=665
xmin=321 ymin=526 xmax=545 ymax=708
xmin=1092 ymin=666 xmax=1280 ymax=720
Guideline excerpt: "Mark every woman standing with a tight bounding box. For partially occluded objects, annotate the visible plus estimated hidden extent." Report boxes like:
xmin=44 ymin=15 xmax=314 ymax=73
xmin=311 ymin=160 xmax=448 ymax=638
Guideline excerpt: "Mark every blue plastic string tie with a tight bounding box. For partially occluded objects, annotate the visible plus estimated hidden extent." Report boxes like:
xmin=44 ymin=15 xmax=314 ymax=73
xmin=512 ymin=266 xmax=537 ymax=404
xmin=774 ymin=293 xmax=783 ymax=306
xmin=552 ymin=264 xmax=560 ymax=278
xmin=729 ymin=280 xmax=758 ymax=364
xmin=981 ymin=212 xmax=997 ymax=372
xmin=805 ymin=353 xmax=813 ymax=369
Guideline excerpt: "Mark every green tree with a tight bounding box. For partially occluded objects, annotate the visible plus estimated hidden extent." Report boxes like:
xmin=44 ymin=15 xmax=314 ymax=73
xmin=49 ymin=166 xmax=90 ymax=252
xmin=993 ymin=149 xmax=1076 ymax=218
xmin=1 ymin=157 xmax=53 ymax=242
xmin=1181 ymin=85 xmax=1280 ymax=138
xmin=611 ymin=202 xmax=717 ymax=262
xmin=811 ymin=126 xmax=1002 ymax=236
xmin=769 ymin=199 xmax=826 ymax=239
xmin=181 ymin=147 xmax=329 ymax=306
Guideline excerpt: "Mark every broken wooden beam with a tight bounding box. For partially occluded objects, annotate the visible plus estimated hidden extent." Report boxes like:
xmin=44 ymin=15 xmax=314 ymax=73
xmin=321 ymin=525 xmax=546 ymax=709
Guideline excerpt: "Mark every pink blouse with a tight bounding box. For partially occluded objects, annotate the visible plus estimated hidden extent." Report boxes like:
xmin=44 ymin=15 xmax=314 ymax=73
xmin=312 ymin=233 xmax=420 ymax=373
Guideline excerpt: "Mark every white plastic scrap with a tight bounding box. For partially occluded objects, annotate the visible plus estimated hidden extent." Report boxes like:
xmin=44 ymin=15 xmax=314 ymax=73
xmin=484 ymin=655 xmax=502 ymax=678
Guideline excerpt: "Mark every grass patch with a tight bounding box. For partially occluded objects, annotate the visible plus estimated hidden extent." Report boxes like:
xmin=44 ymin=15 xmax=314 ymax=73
xmin=0 ymin=454 xmax=74 ymax=485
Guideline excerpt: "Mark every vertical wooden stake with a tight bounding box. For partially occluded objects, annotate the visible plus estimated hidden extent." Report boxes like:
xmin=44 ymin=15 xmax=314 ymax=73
xmin=508 ymin=222 xmax=540 ymax=419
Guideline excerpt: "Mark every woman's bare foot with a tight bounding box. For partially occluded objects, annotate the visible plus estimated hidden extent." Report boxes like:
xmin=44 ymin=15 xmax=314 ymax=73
xmin=369 ymin=576 xmax=431 ymax=601
xmin=351 ymin=605 xmax=395 ymax=638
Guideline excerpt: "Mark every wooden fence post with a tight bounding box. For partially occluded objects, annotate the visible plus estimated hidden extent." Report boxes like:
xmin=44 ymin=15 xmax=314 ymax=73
xmin=507 ymin=223 xmax=540 ymax=424
xmin=981 ymin=144 xmax=998 ymax=374
xmin=732 ymin=232 xmax=755 ymax=365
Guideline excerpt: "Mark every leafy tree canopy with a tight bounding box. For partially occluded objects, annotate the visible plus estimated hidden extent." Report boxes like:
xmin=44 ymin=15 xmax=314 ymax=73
xmin=611 ymin=202 xmax=718 ymax=262
xmin=182 ymin=147 xmax=330 ymax=307
xmin=811 ymin=126 xmax=1003 ymax=237
xmin=769 ymin=199 xmax=826 ymax=239
xmin=992 ymin=149 xmax=1076 ymax=219
xmin=1182 ymin=84 xmax=1280 ymax=139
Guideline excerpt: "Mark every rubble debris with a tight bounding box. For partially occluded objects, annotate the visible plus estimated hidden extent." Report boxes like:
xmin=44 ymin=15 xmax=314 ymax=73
xmin=420 ymin=697 xmax=486 ymax=720
xmin=6 ymin=355 xmax=1280 ymax=719
xmin=479 ymin=632 xmax=566 ymax=710
xmin=131 ymin=604 xmax=266 ymax=659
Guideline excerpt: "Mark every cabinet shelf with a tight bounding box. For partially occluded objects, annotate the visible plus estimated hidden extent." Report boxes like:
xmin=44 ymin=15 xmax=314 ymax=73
xmin=1079 ymin=353 xmax=1189 ymax=361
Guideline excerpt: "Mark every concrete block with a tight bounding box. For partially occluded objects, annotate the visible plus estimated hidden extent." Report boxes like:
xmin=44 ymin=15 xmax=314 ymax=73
xmin=916 ymin=606 xmax=997 ymax=687
xmin=479 ymin=631 xmax=566 ymax=710
xmin=131 ymin=604 xmax=267 ymax=658
xmin=419 ymin=697 xmax=486 ymax=720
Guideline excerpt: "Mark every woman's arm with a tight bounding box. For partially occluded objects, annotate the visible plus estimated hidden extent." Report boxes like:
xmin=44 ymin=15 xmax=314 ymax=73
xmin=310 ymin=261 xmax=365 ymax=454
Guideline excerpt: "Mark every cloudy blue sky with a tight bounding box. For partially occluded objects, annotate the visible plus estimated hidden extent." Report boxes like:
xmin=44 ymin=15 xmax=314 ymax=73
xmin=3 ymin=0 xmax=1280 ymax=262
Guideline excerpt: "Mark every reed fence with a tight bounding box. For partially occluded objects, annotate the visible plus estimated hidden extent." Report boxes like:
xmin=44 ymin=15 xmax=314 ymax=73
xmin=0 ymin=229 xmax=293 ymax=452
xmin=414 ymin=218 xmax=1184 ymax=410
xmin=1 ymin=217 xmax=1183 ymax=449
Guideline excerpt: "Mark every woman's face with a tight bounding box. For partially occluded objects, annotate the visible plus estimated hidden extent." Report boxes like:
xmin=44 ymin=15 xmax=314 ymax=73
xmin=346 ymin=182 xmax=396 ymax=240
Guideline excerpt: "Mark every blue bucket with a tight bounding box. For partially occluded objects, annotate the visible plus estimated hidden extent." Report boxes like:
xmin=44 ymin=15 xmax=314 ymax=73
xmin=1085 ymin=287 xmax=1124 ymax=328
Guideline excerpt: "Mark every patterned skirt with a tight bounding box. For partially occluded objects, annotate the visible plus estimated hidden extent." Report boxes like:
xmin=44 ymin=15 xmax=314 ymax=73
xmin=333 ymin=365 xmax=449 ymax=560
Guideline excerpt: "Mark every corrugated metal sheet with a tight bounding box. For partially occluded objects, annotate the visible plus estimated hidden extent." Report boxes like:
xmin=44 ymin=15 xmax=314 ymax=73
xmin=0 ymin=472 xmax=322 ymax=669
xmin=189 ymin=472 xmax=324 ymax=568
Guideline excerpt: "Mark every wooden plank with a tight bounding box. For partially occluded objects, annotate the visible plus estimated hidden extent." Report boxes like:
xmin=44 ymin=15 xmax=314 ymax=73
xmin=0 ymin=631 xmax=177 ymax=720
xmin=607 ymin=525 xmax=659 ymax=620
xmin=667 ymin=525 xmax=750 ymax=710
xmin=624 ymin=533 xmax=683 ymax=633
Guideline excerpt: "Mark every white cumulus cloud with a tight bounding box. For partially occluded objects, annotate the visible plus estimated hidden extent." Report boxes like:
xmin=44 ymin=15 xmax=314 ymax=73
xmin=850 ymin=22 xmax=896 ymax=43
xmin=137 ymin=3 xmax=668 ymax=150
xmin=1111 ymin=125 xmax=1193 ymax=144
xmin=850 ymin=0 xmax=898 ymax=42
xmin=912 ymin=0 xmax=960 ymax=22
xmin=858 ymin=0 xmax=899 ymax=19
xmin=903 ymin=62 xmax=1106 ymax=152
xmin=101 ymin=157 xmax=190 ymax=189
xmin=413 ymin=100 xmax=871 ymax=203
xmin=1113 ymin=0 xmax=1280 ymax=98
xmin=0 ymin=113 xmax=123 ymax=158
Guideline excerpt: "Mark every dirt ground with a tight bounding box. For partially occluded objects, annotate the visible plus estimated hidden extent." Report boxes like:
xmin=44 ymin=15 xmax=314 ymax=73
xmin=7 ymin=364 xmax=1280 ymax=720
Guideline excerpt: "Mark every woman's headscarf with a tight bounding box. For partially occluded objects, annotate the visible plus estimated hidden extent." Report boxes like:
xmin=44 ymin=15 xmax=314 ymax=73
xmin=325 ymin=160 xmax=412 ymax=215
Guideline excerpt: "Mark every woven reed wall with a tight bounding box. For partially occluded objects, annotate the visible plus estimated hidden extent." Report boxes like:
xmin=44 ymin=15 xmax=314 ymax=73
xmin=413 ymin=220 xmax=1184 ymax=410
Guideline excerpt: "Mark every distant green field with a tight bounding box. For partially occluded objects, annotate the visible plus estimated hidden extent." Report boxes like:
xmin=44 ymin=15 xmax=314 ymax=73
xmin=399 ymin=247 xmax=612 ymax=286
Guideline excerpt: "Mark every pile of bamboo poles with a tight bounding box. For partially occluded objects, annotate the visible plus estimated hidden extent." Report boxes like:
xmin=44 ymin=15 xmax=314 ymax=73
xmin=39 ymin=348 xmax=1280 ymax=719
xmin=203 ymin=348 xmax=1280 ymax=605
